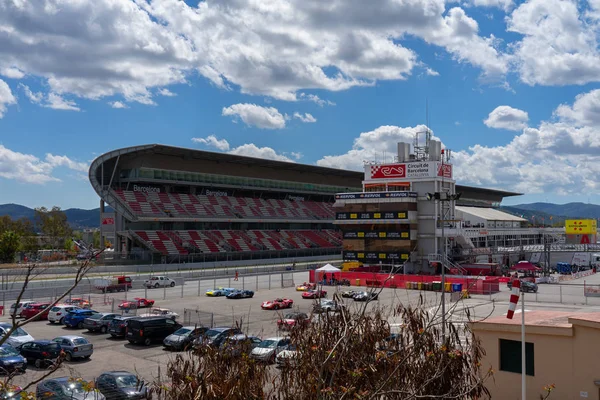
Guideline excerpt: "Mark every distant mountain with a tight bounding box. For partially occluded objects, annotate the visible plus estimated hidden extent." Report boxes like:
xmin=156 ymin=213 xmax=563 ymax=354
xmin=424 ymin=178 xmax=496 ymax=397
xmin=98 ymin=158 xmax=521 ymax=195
xmin=0 ymin=204 xmax=111 ymax=230
xmin=511 ymin=202 xmax=600 ymax=219
xmin=500 ymin=206 xmax=564 ymax=225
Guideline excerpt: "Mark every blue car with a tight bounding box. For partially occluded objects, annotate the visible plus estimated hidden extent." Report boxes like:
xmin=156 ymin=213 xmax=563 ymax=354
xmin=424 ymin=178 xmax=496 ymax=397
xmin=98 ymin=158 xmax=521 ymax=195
xmin=64 ymin=309 xmax=99 ymax=329
xmin=226 ymin=290 xmax=254 ymax=299
xmin=0 ymin=344 xmax=27 ymax=375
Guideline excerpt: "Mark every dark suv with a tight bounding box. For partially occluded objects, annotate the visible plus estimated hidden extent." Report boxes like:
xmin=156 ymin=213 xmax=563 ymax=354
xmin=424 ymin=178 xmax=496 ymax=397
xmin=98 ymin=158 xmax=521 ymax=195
xmin=126 ymin=317 xmax=181 ymax=346
xmin=108 ymin=316 xmax=136 ymax=338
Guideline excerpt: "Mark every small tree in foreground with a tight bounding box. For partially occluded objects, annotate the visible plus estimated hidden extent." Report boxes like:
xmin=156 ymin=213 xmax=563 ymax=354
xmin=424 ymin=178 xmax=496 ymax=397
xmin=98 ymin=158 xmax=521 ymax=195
xmin=152 ymin=297 xmax=493 ymax=400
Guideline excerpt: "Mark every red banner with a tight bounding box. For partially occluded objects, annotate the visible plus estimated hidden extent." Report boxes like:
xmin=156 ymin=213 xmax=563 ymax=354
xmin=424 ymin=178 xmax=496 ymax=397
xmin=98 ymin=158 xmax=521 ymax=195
xmin=102 ymin=217 xmax=114 ymax=225
xmin=437 ymin=163 xmax=452 ymax=178
xmin=370 ymin=164 xmax=406 ymax=179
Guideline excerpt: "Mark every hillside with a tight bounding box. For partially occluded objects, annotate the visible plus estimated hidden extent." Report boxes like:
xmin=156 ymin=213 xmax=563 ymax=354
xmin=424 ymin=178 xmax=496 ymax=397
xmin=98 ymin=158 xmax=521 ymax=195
xmin=511 ymin=202 xmax=600 ymax=219
xmin=0 ymin=204 xmax=111 ymax=230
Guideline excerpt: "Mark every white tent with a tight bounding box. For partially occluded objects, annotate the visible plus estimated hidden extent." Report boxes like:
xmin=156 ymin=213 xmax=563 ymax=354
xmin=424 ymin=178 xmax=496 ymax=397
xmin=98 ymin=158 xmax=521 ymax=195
xmin=316 ymin=264 xmax=341 ymax=272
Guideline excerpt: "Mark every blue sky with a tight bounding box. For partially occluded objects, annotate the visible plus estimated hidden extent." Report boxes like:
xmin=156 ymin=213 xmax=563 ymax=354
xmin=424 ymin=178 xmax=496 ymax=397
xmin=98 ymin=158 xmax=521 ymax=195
xmin=2 ymin=0 xmax=600 ymax=210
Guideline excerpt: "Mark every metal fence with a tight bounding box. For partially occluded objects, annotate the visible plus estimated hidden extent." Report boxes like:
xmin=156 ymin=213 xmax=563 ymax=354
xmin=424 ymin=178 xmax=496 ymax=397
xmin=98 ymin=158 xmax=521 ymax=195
xmin=469 ymin=281 xmax=600 ymax=306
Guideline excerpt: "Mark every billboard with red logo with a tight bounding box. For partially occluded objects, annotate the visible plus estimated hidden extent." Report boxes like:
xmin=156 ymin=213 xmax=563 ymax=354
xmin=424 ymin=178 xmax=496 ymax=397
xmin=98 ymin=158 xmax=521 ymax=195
xmin=369 ymin=164 xmax=406 ymax=179
xmin=365 ymin=161 xmax=453 ymax=181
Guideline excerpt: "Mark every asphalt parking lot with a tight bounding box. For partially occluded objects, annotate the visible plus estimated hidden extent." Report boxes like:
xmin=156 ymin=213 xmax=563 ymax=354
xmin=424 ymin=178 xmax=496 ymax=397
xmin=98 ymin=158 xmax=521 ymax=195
xmin=4 ymin=271 xmax=600 ymax=389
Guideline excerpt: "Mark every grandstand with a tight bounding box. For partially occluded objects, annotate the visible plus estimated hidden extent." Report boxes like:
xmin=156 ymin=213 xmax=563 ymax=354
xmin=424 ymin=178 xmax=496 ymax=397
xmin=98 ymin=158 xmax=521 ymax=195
xmin=89 ymin=144 xmax=357 ymax=262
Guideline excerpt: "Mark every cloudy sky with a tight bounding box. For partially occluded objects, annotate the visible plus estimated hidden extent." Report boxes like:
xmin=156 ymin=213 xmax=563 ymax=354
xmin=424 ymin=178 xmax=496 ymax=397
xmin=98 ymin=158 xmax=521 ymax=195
xmin=1 ymin=0 xmax=600 ymax=209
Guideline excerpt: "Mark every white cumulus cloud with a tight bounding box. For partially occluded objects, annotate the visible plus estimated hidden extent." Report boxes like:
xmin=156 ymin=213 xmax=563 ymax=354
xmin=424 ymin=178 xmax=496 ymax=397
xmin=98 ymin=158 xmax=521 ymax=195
xmin=293 ymin=112 xmax=317 ymax=123
xmin=484 ymin=105 xmax=529 ymax=131
xmin=192 ymin=135 xmax=231 ymax=151
xmin=109 ymin=101 xmax=128 ymax=109
xmin=20 ymin=85 xmax=80 ymax=111
xmin=228 ymin=143 xmax=294 ymax=162
xmin=222 ymin=103 xmax=287 ymax=129
xmin=0 ymin=79 xmax=17 ymax=118
xmin=1 ymin=67 xmax=25 ymax=79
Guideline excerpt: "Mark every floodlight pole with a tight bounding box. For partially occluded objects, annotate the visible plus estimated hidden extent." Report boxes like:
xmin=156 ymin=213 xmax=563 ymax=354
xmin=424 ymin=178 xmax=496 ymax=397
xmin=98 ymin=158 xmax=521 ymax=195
xmin=441 ymin=197 xmax=446 ymax=342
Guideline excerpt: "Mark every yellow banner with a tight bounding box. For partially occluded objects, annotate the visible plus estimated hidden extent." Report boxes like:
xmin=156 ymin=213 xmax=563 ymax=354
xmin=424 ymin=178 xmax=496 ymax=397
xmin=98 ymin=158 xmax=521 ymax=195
xmin=566 ymin=219 xmax=597 ymax=235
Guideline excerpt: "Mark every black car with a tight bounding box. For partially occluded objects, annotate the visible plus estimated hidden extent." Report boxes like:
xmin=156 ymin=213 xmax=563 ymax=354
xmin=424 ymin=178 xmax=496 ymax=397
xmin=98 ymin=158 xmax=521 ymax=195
xmin=163 ymin=326 xmax=208 ymax=351
xmin=0 ymin=345 xmax=26 ymax=374
xmin=195 ymin=327 xmax=242 ymax=348
xmin=96 ymin=371 xmax=150 ymax=399
xmin=19 ymin=340 xmax=62 ymax=368
xmin=126 ymin=317 xmax=181 ymax=346
xmin=226 ymin=290 xmax=254 ymax=299
xmin=507 ymin=280 xmax=538 ymax=293
xmin=353 ymin=291 xmax=379 ymax=301
xmin=108 ymin=316 xmax=136 ymax=338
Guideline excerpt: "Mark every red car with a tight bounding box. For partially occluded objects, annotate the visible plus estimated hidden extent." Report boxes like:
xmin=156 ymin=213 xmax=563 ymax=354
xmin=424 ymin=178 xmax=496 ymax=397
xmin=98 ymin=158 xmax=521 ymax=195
xmin=302 ymin=290 xmax=327 ymax=299
xmin=21 ymin=303 xmax=51 ymax=320
xmin=261 ymin=298 xmax=294 ymax=310
xmin=277 ymin=312 xmax=310 ymax=330
xmin=118 ymin=297 xmax=155 ymax=309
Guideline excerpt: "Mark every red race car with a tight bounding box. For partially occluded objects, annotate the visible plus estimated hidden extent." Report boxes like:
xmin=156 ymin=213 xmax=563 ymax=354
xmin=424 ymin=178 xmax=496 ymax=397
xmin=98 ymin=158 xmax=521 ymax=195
xmin=261 ymin=298 xmax=294 ymax=310
xmin=118 ymin=297 xmax=155 ymax=309
xmin=277 ymin=312 xmax=310 ymax=331
xmin=302 ymin=290 xmax=327 ymax=299
xmin=21 ymin=303 xmax=51 ymax=320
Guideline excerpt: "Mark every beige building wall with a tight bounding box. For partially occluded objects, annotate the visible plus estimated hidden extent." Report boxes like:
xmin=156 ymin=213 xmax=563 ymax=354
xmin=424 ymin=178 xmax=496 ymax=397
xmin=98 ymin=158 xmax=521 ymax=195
xmin=473 ymin=312 xmax=600 ymax=400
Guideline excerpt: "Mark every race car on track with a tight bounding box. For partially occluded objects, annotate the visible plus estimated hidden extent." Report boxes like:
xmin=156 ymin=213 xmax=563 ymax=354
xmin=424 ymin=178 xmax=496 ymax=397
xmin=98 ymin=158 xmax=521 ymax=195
xmin=205 ymin=287 xmax=237 ymax=297
xmin=226 ymin=290 xmax=255 ymax=299
xmin=261 ymin=298 xmax=294 ymax=310
xmin=341 ymin=290 xmax=360 ymax=298
xmin=302 ymin=290 xmax=327 ymax=299
xmin=295 ymin=282 xmax=317 ymax=292
xmin=64 ymin=298 xmax=92 ymax=309
xmin=277 ymin=312 xmax=310 ymax=331
xmin=118 ymin=298 xmax=155 ymax=309
xmin=353 ymin=291 xmax=379 ymax=302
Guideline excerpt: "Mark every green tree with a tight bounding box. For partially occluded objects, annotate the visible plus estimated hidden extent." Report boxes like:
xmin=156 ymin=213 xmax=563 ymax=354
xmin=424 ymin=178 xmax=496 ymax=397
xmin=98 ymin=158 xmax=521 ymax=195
xmin=35 ymin=206 xmax=72 ymax=249
xmin=0 ymin=230 xmax=20 ymax=263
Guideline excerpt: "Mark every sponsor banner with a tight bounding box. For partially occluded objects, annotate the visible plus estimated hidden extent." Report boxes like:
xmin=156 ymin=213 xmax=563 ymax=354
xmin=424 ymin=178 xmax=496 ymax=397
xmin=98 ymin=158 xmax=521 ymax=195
xmin=343 ymin=231 xmax=410 ymax=239
xmin=365 ymin=161 xmax=453 ymax=181
xmin=566 ymin=219 xmax=597 ymax=235
xmin=335 ymin=191 xmax=418 ymax=200
xmin=287 ymin=195 xmax=305 ymax=201
xmin=336 ymin=211 xmax=408 ymax=220
xmin=133 ymin=184 xmax=160 ymax=193
xmin=343 ymin=251 xmax=410 ymax=261
xmin=205 ymin=189 xmax=228 ymax=197
xmin=101 ymin=212 xmax=115 ymax=233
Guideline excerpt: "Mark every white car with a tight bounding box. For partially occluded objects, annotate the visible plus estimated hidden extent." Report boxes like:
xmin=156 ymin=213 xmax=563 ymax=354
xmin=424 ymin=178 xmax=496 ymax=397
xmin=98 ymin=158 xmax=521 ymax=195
xmin=9 ymin=301 xmax=36 ymax=318
xmin=251 ymin=337 xmax=291 ymax=363
xmin=137 ymin=308 xmax=179 ymax=320
xmin=144 ymin=276 xmax=176 ymax=288
xmin=0 ymin=323 xmax=34 ymax=349
xmin=48 ymin=305 xmax=81 ymax=324
xmin=275 ymin=345 xmax=298 ymax=367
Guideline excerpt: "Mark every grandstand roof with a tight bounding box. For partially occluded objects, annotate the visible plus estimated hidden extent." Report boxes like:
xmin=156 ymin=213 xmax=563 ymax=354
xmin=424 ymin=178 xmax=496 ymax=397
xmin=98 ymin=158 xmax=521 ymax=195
xmin=456 ymin=206 xmax=527 ymax=222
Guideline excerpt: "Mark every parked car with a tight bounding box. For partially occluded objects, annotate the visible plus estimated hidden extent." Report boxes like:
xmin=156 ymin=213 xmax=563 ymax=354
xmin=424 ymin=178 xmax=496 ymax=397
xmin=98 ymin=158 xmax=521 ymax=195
xmin=96 ymin=371 xmax=150 ymax=400
xmin=261 ymin=298 xmax=294 ymax=310
xmin=83 ymin=313 xmax=119 ymax=333
xmin=312 ymin=299 xmax=344 ymax=313
xmin=64 ymin=309 xmax=100 ymax=329
xmin=144 ymin=276 xmax=176 ymax=288
xmin=0 ymin=345 xmax=27 ymax=374
xmin=0 ymin=323 xmax=34 ymax=349
xmin=277 ymin=312 xmax=310 ymax=331
xmin=126 ymin=317 xmax=182 ymax=346
xmin=8 ymin=301 xmax=36 ymax=318
xmin=508 ymin=280 xmax=538 ymax=293
xmin=137 ymin=308 xmax=179 ymax=320
xmin=353 ymin=291 xmax=379 ymax=302
xmin=20 ymin=303 xmax=51 ymax=321
xmin=163 ymin=326 xmax=209 ymax=351
xmin=220 ymin=334 xmax=262 ymax=357
xmin=48 ymin=305 xmax=81 ymax=324
xmin=51 ymin=336 xmax=93 ymax=361
xmin=226 ymin=289 xmax=254 ymax=299
xmin=250 ymin=337 xmax=291 ymax=363
xmin=36 ymin=377 xmax=105 ymax=400
xmin=275 ymin=344 xmax=298 ymax=367
xmin=205 ymin=287 xmax=237 ymax=297
xmin=64 ymin=298 xmax=92 ymax=309
xmin=19 ymin=340 xmax=62 ymax=369
xmin=195 ymin=327 xmax=241 ymax=348
xmin=108 ymin=316 xmax=136 ymax=338
xmin=302 ymin=290 xmax=327 ymax=299
xmin=118 ymin=298 xmax=155 ymax=309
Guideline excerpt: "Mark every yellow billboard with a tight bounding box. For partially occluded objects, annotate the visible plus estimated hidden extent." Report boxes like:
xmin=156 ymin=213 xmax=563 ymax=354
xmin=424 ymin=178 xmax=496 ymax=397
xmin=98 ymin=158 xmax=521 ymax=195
xmin=565 ymin=219 xmax=597 ymax=235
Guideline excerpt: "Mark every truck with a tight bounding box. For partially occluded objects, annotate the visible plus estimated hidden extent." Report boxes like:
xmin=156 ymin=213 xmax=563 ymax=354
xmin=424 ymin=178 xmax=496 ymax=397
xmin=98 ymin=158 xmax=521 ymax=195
xmin=571 ymin=253 xmax=600 ymax=270
xmin=93 ymin=276 xmax=133 ymax=293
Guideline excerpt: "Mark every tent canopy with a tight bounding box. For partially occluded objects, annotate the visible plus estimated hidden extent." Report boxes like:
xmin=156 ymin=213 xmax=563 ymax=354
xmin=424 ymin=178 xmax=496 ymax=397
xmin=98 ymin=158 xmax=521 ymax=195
xmin=510 ymin=261 xmax=541 ymax=271
xmin=316 ymin=264 xmax=341 ymax=272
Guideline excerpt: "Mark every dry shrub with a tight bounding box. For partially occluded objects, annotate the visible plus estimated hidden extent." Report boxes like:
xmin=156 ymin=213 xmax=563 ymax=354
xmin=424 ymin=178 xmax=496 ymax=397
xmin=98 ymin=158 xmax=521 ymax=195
xmin=152 ymin=297 xmax=492 ymax=400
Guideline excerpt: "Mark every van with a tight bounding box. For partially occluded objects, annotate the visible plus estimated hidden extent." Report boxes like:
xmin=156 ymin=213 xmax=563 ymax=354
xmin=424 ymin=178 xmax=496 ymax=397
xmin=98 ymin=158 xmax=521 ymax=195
xmin=126 ymin=317 xmax=181 ymax=346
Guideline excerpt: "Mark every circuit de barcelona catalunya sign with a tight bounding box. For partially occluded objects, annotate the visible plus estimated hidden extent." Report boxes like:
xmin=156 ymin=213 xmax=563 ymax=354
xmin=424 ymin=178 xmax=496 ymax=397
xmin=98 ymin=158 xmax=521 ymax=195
xmin=365 ymin=162 xmax=452 ymax=180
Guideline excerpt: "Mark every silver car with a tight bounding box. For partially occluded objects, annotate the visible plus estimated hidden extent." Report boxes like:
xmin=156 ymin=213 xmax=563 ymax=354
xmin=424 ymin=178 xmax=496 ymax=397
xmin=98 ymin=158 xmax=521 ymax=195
xmin=83 ymin=313 xmax=118 ymax=333
xmin=250 ymin=337 xmax=291 ymax=363
xmin=52 ymin=336 xmax=93 ymax=361
xmin=36 ymin=377 xmax=105 ymax=400
xmin=0 ymin=323 xmax=34 ymax=349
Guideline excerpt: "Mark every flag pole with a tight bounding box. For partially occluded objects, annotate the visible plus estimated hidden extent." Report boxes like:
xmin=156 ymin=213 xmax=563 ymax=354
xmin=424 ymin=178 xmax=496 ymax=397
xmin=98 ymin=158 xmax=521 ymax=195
xmin=521 ymin=291 xmax=526 ymax=400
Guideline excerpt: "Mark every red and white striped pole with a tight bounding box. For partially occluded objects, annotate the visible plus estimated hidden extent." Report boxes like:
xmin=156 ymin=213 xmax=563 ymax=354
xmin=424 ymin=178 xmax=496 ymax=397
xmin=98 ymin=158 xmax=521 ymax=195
xmin=507 ymin=278 xmax=526 ymax=400
xmin=507 ymin=279 xmax=520 ymax=320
